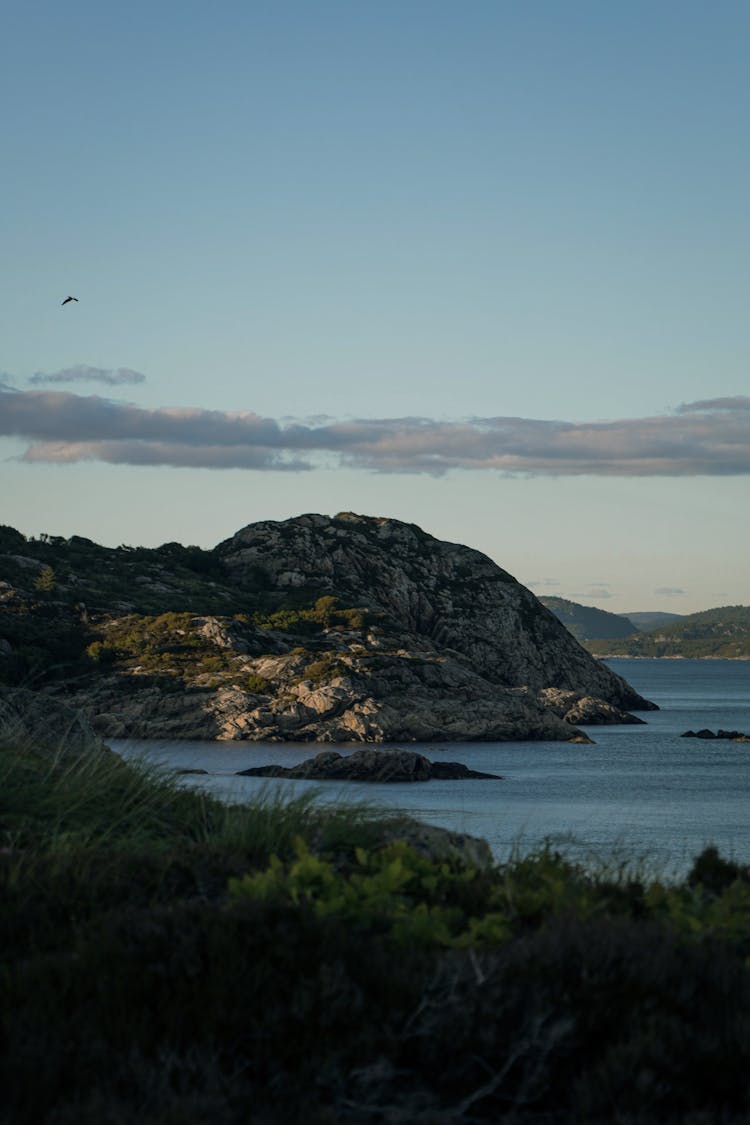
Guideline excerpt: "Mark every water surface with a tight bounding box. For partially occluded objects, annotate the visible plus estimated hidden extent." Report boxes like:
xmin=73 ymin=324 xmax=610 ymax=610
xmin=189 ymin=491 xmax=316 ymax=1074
xmin=113 ymin=658 xmax=750 ymax=877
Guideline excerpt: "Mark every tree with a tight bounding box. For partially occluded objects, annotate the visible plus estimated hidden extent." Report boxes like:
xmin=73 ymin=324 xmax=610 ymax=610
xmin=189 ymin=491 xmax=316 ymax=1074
xmin=34 ymin=565 xmax=56 ymax=593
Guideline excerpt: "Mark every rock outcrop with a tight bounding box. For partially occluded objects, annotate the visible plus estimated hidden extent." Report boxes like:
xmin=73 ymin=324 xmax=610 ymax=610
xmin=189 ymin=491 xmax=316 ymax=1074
xmin=219 ymin=513 xmax=653 ymax=712
xmin=681 ymin=729 xmax=750 ymax=742
xmin=537 ymin=688 xmax=646 ymax=726
xmin=236 ymin=748 xmax=502 ymax=782
xmin=59 ymin=655 xmax=589 ymax=744
xmin=0 ymin=685 xmax=109 ymax=759
xmin=1 ymin=512 xmax=656 ymax=743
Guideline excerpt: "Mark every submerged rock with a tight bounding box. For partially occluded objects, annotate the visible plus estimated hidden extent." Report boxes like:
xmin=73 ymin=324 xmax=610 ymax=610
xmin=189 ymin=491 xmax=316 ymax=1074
xmin=681 ymin=729 xmax=750 ymax=742
xmin=236 ymin=748 xmax=502 ymax=782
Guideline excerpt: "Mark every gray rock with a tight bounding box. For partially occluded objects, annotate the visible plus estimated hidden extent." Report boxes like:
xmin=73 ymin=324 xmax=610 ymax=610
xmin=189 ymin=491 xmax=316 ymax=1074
xmin=371 ymin=816 xmax=494 ymax=867
xmin=0 ymin=685 xmax=109 ymax=759
xmin=24 ymin=513 xmax=654 ymax=744
xmin=538 ymin=688 xmax=646 ymax=725
xmin=236 ymin=748 xmax=502 ymax=782
xmin=681 ymin=728 xmax=750 ymax=741
xmin=219 ymin=513 xmax=655 ymax=713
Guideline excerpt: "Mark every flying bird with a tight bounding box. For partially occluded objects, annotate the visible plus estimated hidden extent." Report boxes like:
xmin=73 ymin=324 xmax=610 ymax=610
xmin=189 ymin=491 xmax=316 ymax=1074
xmin=61 ymin=296 xmax=78 ymax=305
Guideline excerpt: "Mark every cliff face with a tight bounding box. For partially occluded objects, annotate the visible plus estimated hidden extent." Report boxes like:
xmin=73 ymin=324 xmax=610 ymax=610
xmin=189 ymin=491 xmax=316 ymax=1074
xmin=0 ymin=513 xmax=655 ymax=743
xmin=219 ymin=513 xmax=651 ymax=711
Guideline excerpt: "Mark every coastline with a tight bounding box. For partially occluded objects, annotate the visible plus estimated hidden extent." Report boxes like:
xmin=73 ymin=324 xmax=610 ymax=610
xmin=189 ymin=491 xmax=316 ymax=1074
xmin=598 ymin=654 xmax=750 ymax=661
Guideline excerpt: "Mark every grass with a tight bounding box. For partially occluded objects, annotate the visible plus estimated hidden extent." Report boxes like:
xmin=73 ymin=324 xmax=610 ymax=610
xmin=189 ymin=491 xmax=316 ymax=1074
xmin=4 ymin=734 xmax=750 ymax=1123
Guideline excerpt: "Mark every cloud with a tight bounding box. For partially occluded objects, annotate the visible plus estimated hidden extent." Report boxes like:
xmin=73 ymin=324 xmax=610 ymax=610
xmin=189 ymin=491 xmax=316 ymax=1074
xmin=585 ymin=586 xmax=615 ymax=600
xmin=2 ymin=386 xmax=750 ymax=476
xmin=527 ymin=578 xmax=561 ymax=590
xmin=28 ymin=366 xmax=147 ymax=387
xmin=653 ymin=586 xmax=687 ymax=598
xmin=566 ymin=586 xmax=616 ymax=601
xmin=677 ymin=396 xmax=750 ymax=414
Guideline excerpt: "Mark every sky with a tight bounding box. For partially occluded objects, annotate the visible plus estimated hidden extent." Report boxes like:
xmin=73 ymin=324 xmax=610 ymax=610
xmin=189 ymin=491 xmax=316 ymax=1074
xmin=2 ymin=0 xmax=749 ymax=614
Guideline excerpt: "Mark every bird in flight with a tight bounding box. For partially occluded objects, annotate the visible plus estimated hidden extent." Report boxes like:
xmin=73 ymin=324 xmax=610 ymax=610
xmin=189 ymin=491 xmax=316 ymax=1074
xmin=61 ymin=296 xmax=78 ymax=305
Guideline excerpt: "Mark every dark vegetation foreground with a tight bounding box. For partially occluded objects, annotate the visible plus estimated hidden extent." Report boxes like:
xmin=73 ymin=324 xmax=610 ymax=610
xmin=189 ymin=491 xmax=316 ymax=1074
xmin=3 ymin=738 xmax=750 ymax=1124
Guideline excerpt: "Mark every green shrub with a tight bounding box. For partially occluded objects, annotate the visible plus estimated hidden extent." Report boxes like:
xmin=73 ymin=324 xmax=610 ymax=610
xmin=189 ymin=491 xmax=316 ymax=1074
xmin=6 ymin=736 xmax=750 ymax=1123
xmin=229 ymin=838 xmax=469 ymax=948
xmin=303 ymin=655 xmax=350 ymax=685
xmin=245 ymin=673 xmax=271 ymax=694
xmin=252 ymin=596 xmax=373 ymax=637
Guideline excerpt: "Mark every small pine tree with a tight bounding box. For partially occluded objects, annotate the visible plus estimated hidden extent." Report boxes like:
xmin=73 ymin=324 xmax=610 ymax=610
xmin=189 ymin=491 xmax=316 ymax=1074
xmin=34 ymin=565 xmax=56 ymax=593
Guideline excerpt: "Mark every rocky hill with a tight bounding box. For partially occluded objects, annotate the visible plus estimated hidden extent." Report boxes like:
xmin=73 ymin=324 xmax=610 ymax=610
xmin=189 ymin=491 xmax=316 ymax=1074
xmin=0 ymin=514 xmax=655 ymax=742
xmin=588 ymin=605 xmax=750 ymax=659
xmin=540 ymin=596 xmax=637 ymax=641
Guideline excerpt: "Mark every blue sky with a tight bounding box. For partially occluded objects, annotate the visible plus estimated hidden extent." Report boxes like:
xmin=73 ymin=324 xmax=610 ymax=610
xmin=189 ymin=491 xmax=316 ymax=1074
xmin=2 ymin=1 xmax=749 ymax=612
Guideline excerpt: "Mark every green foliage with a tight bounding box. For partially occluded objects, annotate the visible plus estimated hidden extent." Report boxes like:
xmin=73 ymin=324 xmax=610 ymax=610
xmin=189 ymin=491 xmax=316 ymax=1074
xmin=0 ymin=735 xmax=393 ymax=866
xmin=303 ymin=654 xmax=351 ymax=684
xmin=0 ymin=603 xmax=91 ymax=685
xmin=229 ymin=838 xmax=469 ymax=947
xmin=245 ymin=672 xmax=271 ymax=694
xmin=5 ymin=736 xmax=750 ymax=1122
xmin=0 ymin=523 xmax=379 ymax=692
xmin=90 ymin=612 xmax=231 ymax=678
xmin=231 ymin=837 xmax=750 ymax=954
xmin=688 ymin=843 xmax=748 ymax=893
xmin=540 ymin=595 xmax=638 ymax=641
xmin=33 ymin=565 xmax=56 ymax=592
xmin=589 ymin=604 xmax=750 ymax=658
xmin=644 ymin=876 xmax=750 ymax=956
xmin=0 ymin=523 xmax=245 ymax=615
xmin=0 ymin=524 xmax=27 ymax=551
xmin=252 ymin=595 xmax=372 ymax=636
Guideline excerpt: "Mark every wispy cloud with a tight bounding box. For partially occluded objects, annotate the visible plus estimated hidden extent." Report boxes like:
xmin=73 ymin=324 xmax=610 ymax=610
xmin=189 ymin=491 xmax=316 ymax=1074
xmin=677 ymin=396 xmax=750 ymax=414
xmin=28 ymin=366 xmax=147 ymax=387
xmin=654 ymin=586 xmax=687 ymax=598
xmin=566 ymin=585 xmax=616 ymax=601
xmin=2 ymin=386 xmax=750 ymax=476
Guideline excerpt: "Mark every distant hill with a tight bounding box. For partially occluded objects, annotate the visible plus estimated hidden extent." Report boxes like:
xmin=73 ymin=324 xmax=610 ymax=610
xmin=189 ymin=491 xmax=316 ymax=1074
xmin=540 ymin=597 xmax=638 ymax=641
xmin=624 ymin=611 xmax=685 ymax=631
xmin=588 ymin=605 xmax=750 ymax=658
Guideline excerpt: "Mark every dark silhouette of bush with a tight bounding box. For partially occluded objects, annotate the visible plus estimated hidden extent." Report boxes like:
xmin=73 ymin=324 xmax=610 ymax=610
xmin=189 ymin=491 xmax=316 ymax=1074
xmin=4 ymin=730 xmax=750 ymax=1123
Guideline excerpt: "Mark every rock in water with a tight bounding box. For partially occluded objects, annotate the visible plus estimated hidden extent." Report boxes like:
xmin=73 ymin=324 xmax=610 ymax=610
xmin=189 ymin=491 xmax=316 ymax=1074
xmin=681 ymin=729 xmax=750 ymax=741
xmin=236 ymin=748 xmax=502 ymax=782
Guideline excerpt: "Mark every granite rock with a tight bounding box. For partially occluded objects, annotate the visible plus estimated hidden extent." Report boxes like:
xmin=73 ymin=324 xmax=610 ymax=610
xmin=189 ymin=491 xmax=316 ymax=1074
xmin=236 ymin=748 xmax=502 ymax=782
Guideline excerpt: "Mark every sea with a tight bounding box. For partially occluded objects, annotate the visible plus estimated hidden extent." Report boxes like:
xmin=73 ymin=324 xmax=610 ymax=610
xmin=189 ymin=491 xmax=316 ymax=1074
xmin=112 ymin=658 xmax=750 ymax=879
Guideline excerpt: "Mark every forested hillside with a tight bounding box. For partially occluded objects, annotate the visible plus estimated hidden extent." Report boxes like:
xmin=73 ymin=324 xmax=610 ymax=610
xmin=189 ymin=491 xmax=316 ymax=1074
xmin=540 ymin=596 xmax=637 ymax=641
xmin=588 ymin=606 xmax=750 ymax=658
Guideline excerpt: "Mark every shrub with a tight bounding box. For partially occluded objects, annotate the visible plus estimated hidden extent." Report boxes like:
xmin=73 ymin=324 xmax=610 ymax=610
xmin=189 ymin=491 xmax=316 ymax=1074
xmin=303 ymin=656 xmax=350 ymax=685
xmin=245 ymin=673 xmax=271 ymax=694
xmin=6 ymin=739 xmax=750 ymax=1124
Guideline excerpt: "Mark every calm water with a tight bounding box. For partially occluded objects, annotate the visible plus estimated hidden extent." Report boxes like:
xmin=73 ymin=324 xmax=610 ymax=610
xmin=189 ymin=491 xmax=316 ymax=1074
xmin=113 ymin=659 xmax=750 ymax=877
